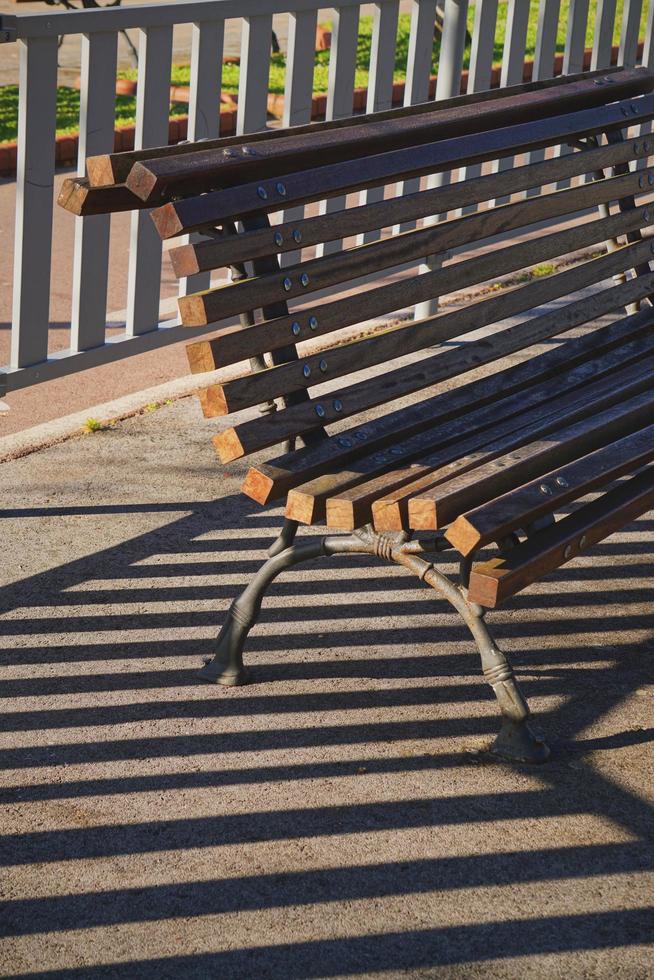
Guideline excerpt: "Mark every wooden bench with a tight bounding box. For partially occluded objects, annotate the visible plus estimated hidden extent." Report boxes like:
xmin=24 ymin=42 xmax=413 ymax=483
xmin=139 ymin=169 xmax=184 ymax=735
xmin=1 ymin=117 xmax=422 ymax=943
xmin=60 ymin=66 xmax=654 ymax=763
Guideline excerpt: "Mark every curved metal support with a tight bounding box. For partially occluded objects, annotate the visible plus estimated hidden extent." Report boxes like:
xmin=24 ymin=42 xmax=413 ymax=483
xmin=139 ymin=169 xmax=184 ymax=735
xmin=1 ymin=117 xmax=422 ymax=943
xmin=267 ymin=518 xmax=299 ymax=557
xmin=392 ymin=548 xmax=550 ymax=764
xmin=199 ymin=532 xmax=368 ymax=685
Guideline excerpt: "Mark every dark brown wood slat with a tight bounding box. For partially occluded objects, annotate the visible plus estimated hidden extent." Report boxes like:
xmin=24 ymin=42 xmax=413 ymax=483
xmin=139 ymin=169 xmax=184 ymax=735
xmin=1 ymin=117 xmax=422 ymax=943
xmin=319 ymin=341 xmax=654 ymax=529
xmin=446 ymin=422 xmax=654 ymax=556
xmin=150 ymin=94 xmax=654 ymax=238
xmin=187 ymin=228 xmax=652 ymax=377
xmin=212 ymin=254 xmax=654 ymax=460
xmin=85 ymin=66 xmax=630 ymax=187
xmin=128 ymin=69 xmax=652 ymax=203
xmin=374 ymin=369 xmax=654 ymax=533
xmin=57 ymin=177 xmax=142 ymax=217
xmin=189 ymin=211 xmax=651 ymax=417
xmin=408 ymin=385 xmax=654 ymax=530
xmin=198 ymin=217 xmax=654 ymax=419
xmin=179 ymin=169 xmax=648 ymax=330
xmin=467 ymin=465 xmax=654 ymax=608
xmin=170 ymin=138 xmax=645 ymax=275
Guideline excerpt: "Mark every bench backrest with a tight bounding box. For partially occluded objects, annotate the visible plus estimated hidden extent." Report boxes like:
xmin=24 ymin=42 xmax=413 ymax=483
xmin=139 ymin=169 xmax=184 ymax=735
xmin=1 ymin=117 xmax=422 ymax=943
xmin=75 ymin=68 xmax=654 ymax=494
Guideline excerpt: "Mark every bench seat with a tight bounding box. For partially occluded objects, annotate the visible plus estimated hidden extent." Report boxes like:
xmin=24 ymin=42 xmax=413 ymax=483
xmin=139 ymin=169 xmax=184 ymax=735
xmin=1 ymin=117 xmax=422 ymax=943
xmin=60 ymin=65 xmax=654 ymax=764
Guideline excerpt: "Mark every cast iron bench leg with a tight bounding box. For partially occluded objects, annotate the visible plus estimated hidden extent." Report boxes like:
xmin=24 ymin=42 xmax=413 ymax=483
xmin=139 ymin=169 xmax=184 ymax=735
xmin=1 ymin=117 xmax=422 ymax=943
xmin=200 ymin=524 xmax=550 ymax=764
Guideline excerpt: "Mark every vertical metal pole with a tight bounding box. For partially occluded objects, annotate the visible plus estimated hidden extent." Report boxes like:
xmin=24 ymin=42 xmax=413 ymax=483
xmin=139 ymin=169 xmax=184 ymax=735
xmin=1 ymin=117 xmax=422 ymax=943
xmin=394 ymin=0 xmax=438 ymax=233
xmin=563 ymin=0 xmax=591 ymax=73
xmin=280 ymin=7 xmax=320 ymax=266
xmin=459 ymin=0 xmax=499 ymax=213
xmin=178 ymin=19 xmax=224 ymax=298
xmin=71 ymin=31 xmax=118 ymax=352
xmin=591 ymin=0 xmax=618 ymax=69
xmin=356 ymin=0 xmax=400 ymax=245
xmin=315 ymin=3 xmax=360 ymax=257
xmin=618 ymin=0 xmax=643 ymax=68
xmin=237 ymin=13 xmax=274 ymax=135
xmin=126 ymin=25 xmax=173 ymax=337
xmin=525 ymin=0 xmax=561 ymax=196
xmin=10 ymin=36 xmax=58 ymax=370
xmin=414 ymin=0 xmax=469 ymax=321
xmin=491 ymin=0 xmax=530 ymax=206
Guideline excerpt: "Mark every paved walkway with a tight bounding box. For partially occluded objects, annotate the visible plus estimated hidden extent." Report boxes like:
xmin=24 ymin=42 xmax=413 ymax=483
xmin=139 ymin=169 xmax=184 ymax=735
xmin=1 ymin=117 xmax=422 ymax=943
xmin=0 ymin=388 xmax=653 ymax=977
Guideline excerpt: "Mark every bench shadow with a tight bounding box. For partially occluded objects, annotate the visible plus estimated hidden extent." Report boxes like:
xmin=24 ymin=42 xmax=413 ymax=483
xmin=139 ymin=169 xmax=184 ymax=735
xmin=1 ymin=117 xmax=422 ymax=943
xmin=1 ymin=491 xmax=653 ymax=976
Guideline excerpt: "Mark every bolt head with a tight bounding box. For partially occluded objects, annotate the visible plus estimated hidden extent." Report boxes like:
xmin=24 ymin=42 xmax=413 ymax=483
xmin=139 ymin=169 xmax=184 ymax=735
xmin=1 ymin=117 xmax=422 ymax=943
xmin=579 ymin=535 xmax=587 ymax=549
xmin=283 ymin=277 xmax=292 ymax=291
xmin=555 ymin=476 xmax=569 ymax=488
xmin=242 ymin=146 xmax=258 ymax=155
xmin=338 ymin=437 xmax=353 ymax=448
xmin=300 ymin=273 xmax=309 ymax=287
xmin=333 ymin=399 xmax=343 ymax=412
xmin=315 ymin=404 xmax=325 ymax=418
xmin=622 ymin=107 xmax=630 ymax=117
xmin=293 ymin=229 xmax=302 ymax=244
xmin=319 ymin=359 xmax=327 ymax=373
xmin=540 ymin=483 xmax=552 ymax=495
xmin=645 ymin=141 xmax=651 ymax=152
xmin=276 ymin=182 xmax=287 ymax=196
xmin=640 ymin=175 xmax=646 ymax=188
xmin=302 ymin=364 xmax=311 ymax=378
xmin=644 ymin=210 xmax=650 ymax=223
xmin=257 ymin=186 xmax=268 ymax=200
xmin=309 ymin=316 xmax=318 ymax=330
xmin=649 ymin=174 xmax=654 ymax=186
xmin=274 ymin=231 xmax=283 ymax=247
xmin=632 ymin=104 xmax=639 ymax=114
xmin=291 ymin=321 xmax=301 ymax=336
xmin=564 ymin=545 xmax=573 ymax=559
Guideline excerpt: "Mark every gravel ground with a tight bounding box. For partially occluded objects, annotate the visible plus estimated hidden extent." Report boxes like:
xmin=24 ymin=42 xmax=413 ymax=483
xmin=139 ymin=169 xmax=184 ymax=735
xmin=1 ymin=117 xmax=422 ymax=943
xmin=0 ymin=386 xmax=653 ymax=978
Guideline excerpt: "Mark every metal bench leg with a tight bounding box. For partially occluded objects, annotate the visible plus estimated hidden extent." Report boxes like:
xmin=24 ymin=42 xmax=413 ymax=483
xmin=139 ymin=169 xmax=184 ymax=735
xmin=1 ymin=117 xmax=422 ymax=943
xmin=393 ymin=546 xmax=550 ymax=764
xmin=199 ymin=528 xmax=367 ymax=685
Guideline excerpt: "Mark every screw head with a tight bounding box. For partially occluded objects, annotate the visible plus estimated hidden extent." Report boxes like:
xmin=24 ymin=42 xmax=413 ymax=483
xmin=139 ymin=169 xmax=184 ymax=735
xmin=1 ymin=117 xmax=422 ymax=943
xmin=309 ymin=316 xmax=318 ymax=330
xmin=622 ymin=106 xmax=630 ymax=117
xmin=645 ymin=141 xmax=651 ymax=152
xmin=540 ymin=483 xmax=552 ymax=495
xmin=276 ymin=182 xmax=287 ymax=196
xmin=391 ymin=447 xmax=403 ymax=455
xmin=640 ymin=175 xmax=646 ymax=188
xmin=632 ymin=104 xmax=639 ymax=114
xmin=333 ymin=399 xmax=343 ymax=412
xmin=315 ymin=404 xmax=325 ymax=418
xmin=319 ymin=359 xmax=328 ymax=373
xmin=649 ymin=174 xmax=654 ymax=186
xmin=579 ymin=535 xmax=587 ymax=549
xmin=555 ymin=476 xmax=569 ymax=488
xmin=293 ymin=229 xmax=302 ymax=244
xmin=300 ymin=273 xmax=310 ymax=287
xmin=257 ymin=186 xmax=268 ymax=200
xmin=634 ymin=141 xmax=641 ymax=153
xmin=644 ymin=210 xmax=650 ymax=222
xmin=564 ymin=545 xmax=573 ymax=559
xmin=291 ymin=322 xmax=301 ymax=336
xmin=274 ymin=231 xmax=283 ymax=247
xmin=355 ymin=430 xmax=368 ymax=441
xmin=283 ymin=277 xmax=292 ymax=291
xmin=242 ymin=146 xmax=258 ymax=155
xmin=302 ymin=364 xmax=311 ymax=378
xmin=338 ymin=437 xmax=353 ymax=448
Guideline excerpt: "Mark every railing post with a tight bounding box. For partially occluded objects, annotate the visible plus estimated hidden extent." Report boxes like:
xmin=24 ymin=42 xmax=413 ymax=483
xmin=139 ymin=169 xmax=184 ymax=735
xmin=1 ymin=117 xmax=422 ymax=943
xmin=591 ymin=0 xmax=618 ymax=69
xmin=10 ymin=35 xmax=58 ymax=370
xmin=315 ymin=3 xmax=360 ymax=257
xmin=280 ymin=7 xmax=319 ymax=266
xmin=356 ymin=0 xmax=400 ymax=245
xmin=619 ymin=0 xmax=643 ymax=68
xmin=126 ymin=24 xmax=173 ymax=337
xmin=460 ymin=0 xmax=499 ymax=213
xmin=237 ymin=14 xmax=273 ymax=135
xmin=414 ymin=0 xmax=469 ymax=321
xmin=178 ymin=19 xmax=224 ymax=297
xmin=71 ymin=31 xmax=118 ymax=352
xmin=525 ymin=0 xmax=562 ymax=196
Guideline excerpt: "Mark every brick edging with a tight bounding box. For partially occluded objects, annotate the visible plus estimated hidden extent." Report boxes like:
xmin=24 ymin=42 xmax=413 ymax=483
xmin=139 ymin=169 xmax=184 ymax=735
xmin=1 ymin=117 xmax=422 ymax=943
xmin=0 ymin=43 xmax=643 ymax=178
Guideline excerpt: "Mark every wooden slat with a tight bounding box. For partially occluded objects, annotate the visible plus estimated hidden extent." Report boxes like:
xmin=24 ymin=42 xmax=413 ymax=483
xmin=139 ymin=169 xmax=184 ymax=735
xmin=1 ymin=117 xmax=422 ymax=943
xmin=216 ymin=261 xmax=654 ymax=463
xmin=203 ymin=230 xmax=654 ymax=417
xmin=178 ymin=169 xmax=649 ymax=332
xmin=150 ymin=93 xmax=654 ymax=238
xmin=408 ymin=385 xmax=654 ymax=530
xmin=127 ymin=68 xmax=652 ymax=204
xmin=190 ymin=212 xmax=653 ymax=381
xmin=242 ymin=297 xmax=654 ymax=506
xmin=197 ymin=210 xmax=653 ymax=418
xmin=322 ymin=342 xmax=654 ymax=530
xmin=170 ymin=138 xmax=646 ymax=276
xmin=446 ymin=421 xmax=654 ymax=556
xmin=57 ymin=177 xmax=144 ymax=217
xmin=87 ymin=65 xmax=625 ymax=188
xmin=467 ymin=465 xmax=654 ymax=607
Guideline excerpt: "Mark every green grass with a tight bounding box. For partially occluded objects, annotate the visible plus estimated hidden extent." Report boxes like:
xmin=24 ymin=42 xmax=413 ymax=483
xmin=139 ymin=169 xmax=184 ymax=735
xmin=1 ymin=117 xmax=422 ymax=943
xmin=0 ymin=0 xmax=648 ymax=144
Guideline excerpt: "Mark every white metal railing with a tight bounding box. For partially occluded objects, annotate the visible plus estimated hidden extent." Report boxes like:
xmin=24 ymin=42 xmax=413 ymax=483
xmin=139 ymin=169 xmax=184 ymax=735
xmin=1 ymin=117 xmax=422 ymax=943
xmin=1 ymin=0 xmax=653 ymax=398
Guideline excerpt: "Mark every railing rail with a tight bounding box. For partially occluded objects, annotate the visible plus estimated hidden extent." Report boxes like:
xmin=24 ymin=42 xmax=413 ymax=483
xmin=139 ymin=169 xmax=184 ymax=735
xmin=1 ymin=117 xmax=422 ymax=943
xmin=1 ymin=0 xmax=653 ymax=399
